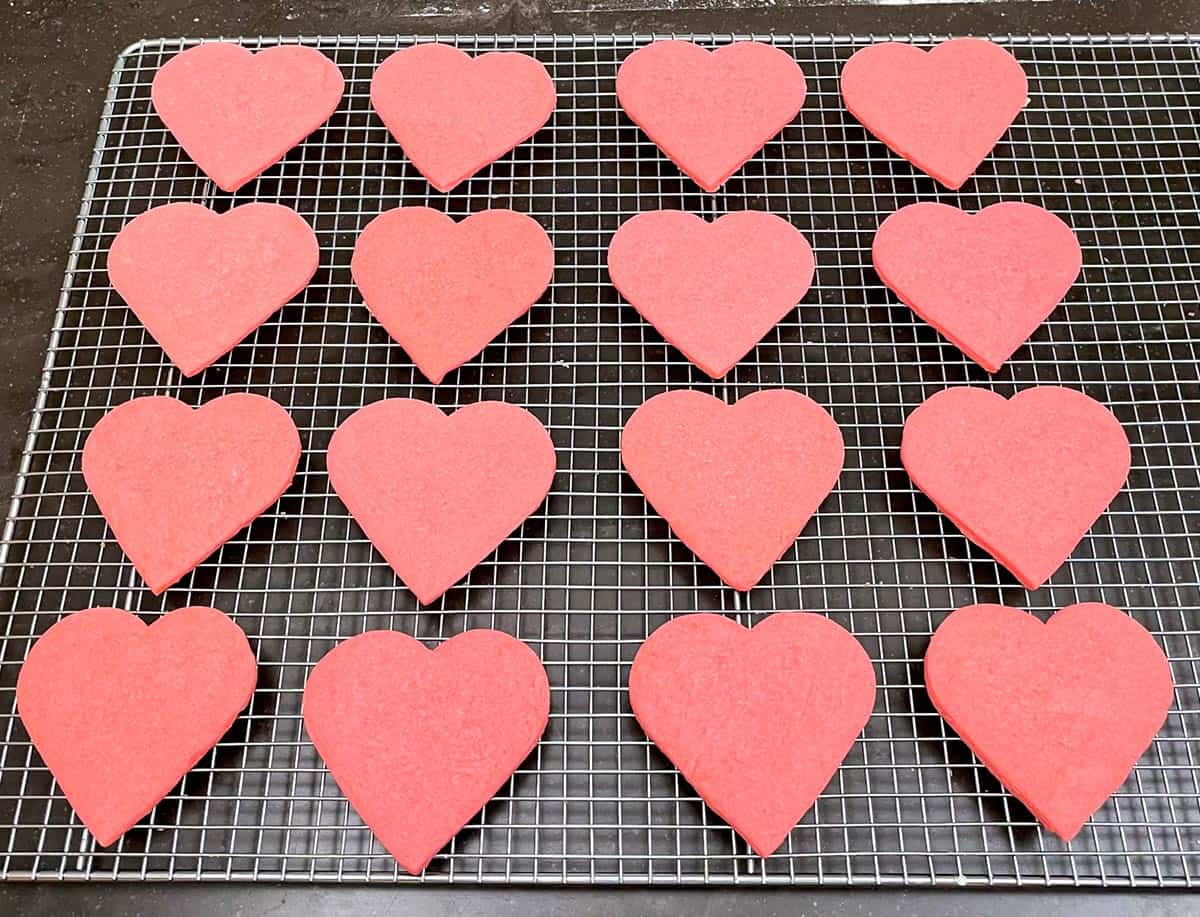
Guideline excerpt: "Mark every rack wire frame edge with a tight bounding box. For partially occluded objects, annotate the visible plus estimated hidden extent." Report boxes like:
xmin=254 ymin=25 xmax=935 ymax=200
xmin=0 ymin=33 xmax=1198 ymax=887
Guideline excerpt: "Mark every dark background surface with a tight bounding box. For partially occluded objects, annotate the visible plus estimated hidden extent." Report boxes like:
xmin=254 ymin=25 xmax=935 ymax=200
xmin=0 ymin=1 xmax=1198 ymax=914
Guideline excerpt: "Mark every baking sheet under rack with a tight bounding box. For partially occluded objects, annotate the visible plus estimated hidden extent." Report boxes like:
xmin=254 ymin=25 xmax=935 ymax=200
xmin=0 ymin=33 xmax=1199 ymax=887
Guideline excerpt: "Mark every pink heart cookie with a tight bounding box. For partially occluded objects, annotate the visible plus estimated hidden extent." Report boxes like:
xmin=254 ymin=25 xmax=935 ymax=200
xmin=616 ymin=41 xmax=807 ymax=192
xmin=351 ymin=207 xmax=554 ymax=384
xmin=873 ymin=202 xmax=1081 ymax=372
xmin=326 ymin=398 xmax=556 ymax=604
xmin=607 ymin=210 xmax=815 ymax=377
xmin=926 ymin=602 xmax=1173 ymax=840
xmin=152 ymin=43 xmax=344 ymax=192
xmin=82 ymin=394 xmax=301 ymax=593
xmin=304 ymin=629 xmax=549 ymax=874
xmin=621 ymin=389 xmax=844 ymax=590
xmin=371 ymin=43 xmax=556 ymax=192
xmin=901 ymin=387 xmax=1130 ymax=589
xmin=841 ymin=39 xmax=1027 ymax=189
xmin=17 ymin=606 xmax=256 ymax=846
xmin=630 ymin=613 xmax=875 ymax=857
xmin=108 ymin=202 xmax=319 ymax=377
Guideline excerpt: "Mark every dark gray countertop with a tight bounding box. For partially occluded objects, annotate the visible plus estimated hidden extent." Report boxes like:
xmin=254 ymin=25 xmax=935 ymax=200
xmin=1 ymin=1 xmax=1198 ymax=914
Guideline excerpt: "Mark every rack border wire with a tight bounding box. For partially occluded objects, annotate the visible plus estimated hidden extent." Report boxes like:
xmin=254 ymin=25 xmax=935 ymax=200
xmin=0 ymin=32 xmax=1198 ymax=887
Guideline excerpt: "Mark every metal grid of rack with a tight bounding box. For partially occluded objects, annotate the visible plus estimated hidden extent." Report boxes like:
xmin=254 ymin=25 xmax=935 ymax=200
xmin=0 ymin=33 xmax=1197 ymax=886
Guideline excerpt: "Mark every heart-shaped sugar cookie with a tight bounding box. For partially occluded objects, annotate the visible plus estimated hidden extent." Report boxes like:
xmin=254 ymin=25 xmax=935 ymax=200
xmin=82 ymin=394 xmax=301 ymax=594
xmin=841 ymin=38 xmax=1027 ymax=189
xmin=873 ymin=202 xmax=1081 ymax=372
xmin=631 ymin=613 xmax=875 ymax=857
xmin=152 ymin=43 xmax=344 ymax=192
xmin=108 ymin=202 xmax=319 ymax=377
xmin=351 ymin=207 xmax=554 ymax=384
xmin=621 ymin=389 xmax=843 ymax=590
xmin=326 ymin=399 xmax=556 ymax=604
xmin=371 ymin=43 xmax=556 ymax=192
xmin=901 ymin=387 xmax=1130 ymax=589
xmin=303 ymin=629 xmax=549 ymax=874
xmin=17 ymin=606 xmax=256 ymax=846
xmin=607 ymin=210 xmax=814 ymax=377
xmin=926 ymin=603 xmax=1173 ymax=840
xmin=616 ymin=41 xmax=807 ymax=192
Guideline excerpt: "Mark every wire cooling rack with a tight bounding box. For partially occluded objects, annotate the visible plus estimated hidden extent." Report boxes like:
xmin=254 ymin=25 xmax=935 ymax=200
xmin=0 ymin=32 xmax=1198 ymax=888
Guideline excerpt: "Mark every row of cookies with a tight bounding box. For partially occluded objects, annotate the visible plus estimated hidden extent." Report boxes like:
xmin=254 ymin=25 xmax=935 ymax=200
xmin=18 ymin=598 xmax=1172 ymax=870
